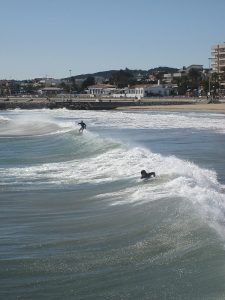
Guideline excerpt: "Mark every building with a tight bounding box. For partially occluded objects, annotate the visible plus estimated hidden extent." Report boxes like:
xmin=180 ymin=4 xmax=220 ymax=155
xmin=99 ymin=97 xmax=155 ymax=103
xmin=162 ymin=65 xmax=203 ymax=85
xmin=113 ymin=84 xmax=172 ymax=99
xmin=163 ymin=72 xmax=182 ymax=84
xmin=87 ymin=84 xmax=116 ymax=95
xmin=211 ymin=43 xmax=225 ymax=73
xmin=211 ymin=43 xmax=225 ymax=88
xmin=38 ymin=87 xmax=63 ymax=96
xmin=39 ymin=78 xmax=62 ymax=87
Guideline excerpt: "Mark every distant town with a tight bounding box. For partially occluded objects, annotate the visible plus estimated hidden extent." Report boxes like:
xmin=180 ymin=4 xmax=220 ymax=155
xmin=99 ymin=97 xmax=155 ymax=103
xmin=1 ymin=43 xmax=225 ymax=100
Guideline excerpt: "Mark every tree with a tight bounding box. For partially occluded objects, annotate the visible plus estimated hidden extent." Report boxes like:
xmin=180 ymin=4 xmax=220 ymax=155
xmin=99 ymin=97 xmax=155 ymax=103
xmin=109 ymin=69 xmax=134 ymax=88
xmin=59 ymin=82 xmax=70 ymax=93
xmin=70 ymin=76 xmax=78 ymax=92
xmin=81 ymin=76 xmax=95 ymax=90
xmin=187 ymin=69 xmax=201 ymax=90
xmin=173 ymin=75 xmax=189 ymax=95
xmin=211 ymin=72 xmax=219 ymax=88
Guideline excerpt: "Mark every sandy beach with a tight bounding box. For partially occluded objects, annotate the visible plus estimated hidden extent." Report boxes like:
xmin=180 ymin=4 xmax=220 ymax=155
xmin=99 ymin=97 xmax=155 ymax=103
xmin=117 ymin=102 xmax=225 ymax=113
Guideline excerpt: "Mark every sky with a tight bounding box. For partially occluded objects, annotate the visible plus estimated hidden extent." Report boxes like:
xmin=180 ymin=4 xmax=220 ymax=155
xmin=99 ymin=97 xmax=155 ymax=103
xmin=1 ymin=0 xmax=225 ymax=80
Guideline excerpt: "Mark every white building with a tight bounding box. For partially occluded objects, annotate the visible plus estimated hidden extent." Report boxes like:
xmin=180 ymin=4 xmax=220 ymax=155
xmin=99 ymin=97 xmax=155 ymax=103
xmin=87 ymin=84 xmax=116 ymax=95
xmin=113 ymin=84 xmax=172 ymax=99
xmin=38 ymin=87 xmax=63 ymax=96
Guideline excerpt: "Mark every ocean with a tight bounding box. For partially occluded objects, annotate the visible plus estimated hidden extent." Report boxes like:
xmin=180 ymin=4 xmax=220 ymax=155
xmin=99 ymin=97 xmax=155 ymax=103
xmin=1 ymin=108 xmax=225 ymax=300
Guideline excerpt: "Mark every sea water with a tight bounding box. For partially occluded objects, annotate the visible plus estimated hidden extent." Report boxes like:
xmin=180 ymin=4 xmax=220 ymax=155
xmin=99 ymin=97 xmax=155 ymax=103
xmin=0 ymin=108 xmax=225 ymax=299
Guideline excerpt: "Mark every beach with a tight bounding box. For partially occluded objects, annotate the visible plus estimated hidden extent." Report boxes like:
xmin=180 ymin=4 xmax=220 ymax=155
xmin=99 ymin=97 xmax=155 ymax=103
xmin=117 ymin=102 xmax=225 ymax=113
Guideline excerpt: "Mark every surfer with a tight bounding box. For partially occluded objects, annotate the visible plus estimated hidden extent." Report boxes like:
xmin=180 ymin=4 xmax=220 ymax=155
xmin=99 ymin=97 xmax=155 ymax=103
xmin=78 ymin=120 xmax=86 ymax=133
xmin=141 ymin=170 xmax=156 ymax=179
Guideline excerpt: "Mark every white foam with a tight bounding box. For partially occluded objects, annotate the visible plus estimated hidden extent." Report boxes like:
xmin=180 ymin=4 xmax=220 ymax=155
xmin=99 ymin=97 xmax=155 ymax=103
xmin=44 ymin=109 xmax=225 ymax=133
xmin=2 ymin=108 xmax=225 ymax=134
xmin=1 ymin=109 xmax=225 ymax=237
xmin=0 ymin=116 xmax=10 ymax=122
xmin=0 ymin=112 xmax=73 ymax=137
xmin=1 ymin=145 xmax=223 ymax=199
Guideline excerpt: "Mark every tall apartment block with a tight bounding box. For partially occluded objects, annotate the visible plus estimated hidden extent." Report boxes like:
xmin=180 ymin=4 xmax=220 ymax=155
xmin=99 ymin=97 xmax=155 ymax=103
xmin=211 ymin=42 xmax=225 ymax=87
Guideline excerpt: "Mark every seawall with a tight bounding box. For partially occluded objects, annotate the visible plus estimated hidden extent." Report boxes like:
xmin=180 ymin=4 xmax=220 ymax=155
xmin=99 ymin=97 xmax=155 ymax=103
xmin=0 ymin=97 xmax=197 ymax=110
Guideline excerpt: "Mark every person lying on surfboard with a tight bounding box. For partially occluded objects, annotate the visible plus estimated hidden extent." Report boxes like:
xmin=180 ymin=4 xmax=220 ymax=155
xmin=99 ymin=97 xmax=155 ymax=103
xmin=78 ymin=120 xmax=86 ymax=132
xmin=141 ymin=170 xmax=156 ymax=179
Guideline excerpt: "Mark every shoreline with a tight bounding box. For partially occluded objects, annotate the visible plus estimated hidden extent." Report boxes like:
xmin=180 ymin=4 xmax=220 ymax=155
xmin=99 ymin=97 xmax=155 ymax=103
xmin=0 ymin=97 xmax=225 ymax=113
xmin=116 ymin=103 xmax=225 ymax=113
xmin=0 ymin=97 xmax=195 ymax=111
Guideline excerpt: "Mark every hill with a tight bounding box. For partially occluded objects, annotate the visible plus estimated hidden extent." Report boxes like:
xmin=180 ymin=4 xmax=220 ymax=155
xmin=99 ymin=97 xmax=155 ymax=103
xmin=71 ymin=67 xmax=179 ymax=80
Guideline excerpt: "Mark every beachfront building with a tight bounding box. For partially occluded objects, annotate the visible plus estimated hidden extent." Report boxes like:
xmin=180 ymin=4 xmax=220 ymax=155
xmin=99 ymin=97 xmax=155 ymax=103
xmin=38 ymin=87 xmax=63 ymax=96
xmin=142 ymin=84 xmax=172 ymax=97
xmin=211 ymin=43 xmax=225 ymax=73
xmin=87 ymin=84 xmax=116 ymax=95
xmin=211 ymin=43 xmax=225 ymax=88
xmin=113 ymin=84 xmax=172 ymax=99
xmin=126 ymin=85 xmax=146 ymax=99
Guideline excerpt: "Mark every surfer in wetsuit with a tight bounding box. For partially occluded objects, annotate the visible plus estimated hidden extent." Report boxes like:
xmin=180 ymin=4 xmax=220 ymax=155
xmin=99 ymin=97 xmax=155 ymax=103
xmin=141 ymin=170 xmax=155 ymax=179
xmin=78 ymin=120 xmax=86 ymax=132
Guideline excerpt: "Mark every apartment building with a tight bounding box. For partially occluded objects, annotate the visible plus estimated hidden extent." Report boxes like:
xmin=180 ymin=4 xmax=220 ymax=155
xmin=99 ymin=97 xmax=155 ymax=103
xmin=211 ymin=43 xmax=225 ymax=73
xmin=211 ymin=43 xmax=225 ymax=87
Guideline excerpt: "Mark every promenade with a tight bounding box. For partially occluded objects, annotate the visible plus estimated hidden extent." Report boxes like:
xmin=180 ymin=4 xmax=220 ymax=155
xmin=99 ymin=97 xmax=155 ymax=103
xmin=1 ymin=96 xmax=224 ymax=113
xmin=0 ymin=96 xmax=199 ymax=110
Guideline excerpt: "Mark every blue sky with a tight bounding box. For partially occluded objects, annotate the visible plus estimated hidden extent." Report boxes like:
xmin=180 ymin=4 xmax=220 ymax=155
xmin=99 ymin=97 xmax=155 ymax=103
xmin=1 ymin=0 xmax=225 ymax=80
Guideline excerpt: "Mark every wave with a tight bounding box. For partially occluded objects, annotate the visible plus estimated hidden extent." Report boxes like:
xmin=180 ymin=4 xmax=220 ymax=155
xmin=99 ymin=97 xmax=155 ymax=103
xmin=1 ymin=109 xmax=225 ymax=239
xmin=0 ymin=115 xmax=10 ymax=123
xmin=1 ymin=137 xmax=225 ymax=236
xmin=0 ymin=113 xmax=73 ymax=137
xmin=2 ymin=108 xmax=225 ymax=136
xmin=41 ymin=108 xmax=225 ymax=133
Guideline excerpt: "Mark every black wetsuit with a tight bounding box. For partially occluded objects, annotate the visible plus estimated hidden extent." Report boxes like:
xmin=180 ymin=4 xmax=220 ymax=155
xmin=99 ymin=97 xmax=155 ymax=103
xmin=78 ymin=121 xmax=86 ymax=132
xmin=141 ymin=170 xmax=156 ymax=179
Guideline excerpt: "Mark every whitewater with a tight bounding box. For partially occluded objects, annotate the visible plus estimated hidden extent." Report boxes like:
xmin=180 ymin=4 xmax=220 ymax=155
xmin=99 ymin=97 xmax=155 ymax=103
xmin=1 ymin=108 xmax=225 ymax=299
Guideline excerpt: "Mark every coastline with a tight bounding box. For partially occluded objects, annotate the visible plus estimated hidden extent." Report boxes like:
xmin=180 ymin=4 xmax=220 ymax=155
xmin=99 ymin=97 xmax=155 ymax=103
xmin=0 ymin=97 xmax=225 ymax=113
xmin=0 ymin=97 xmax=195 ymax=111
xmin=116 ymin=102 xmax=225 ymax=113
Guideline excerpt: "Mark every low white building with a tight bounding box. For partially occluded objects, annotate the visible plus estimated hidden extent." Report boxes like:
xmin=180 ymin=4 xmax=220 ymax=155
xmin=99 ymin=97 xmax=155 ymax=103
xmin=88 ymin=84 xmax=116 ymax=95
xmin=113 ymin=84 xmax=172 ymax=99
xmin=146 ymin=84 xmax=172 ymax=97
xmin=38 ymin=87 xmax=63 ymax=96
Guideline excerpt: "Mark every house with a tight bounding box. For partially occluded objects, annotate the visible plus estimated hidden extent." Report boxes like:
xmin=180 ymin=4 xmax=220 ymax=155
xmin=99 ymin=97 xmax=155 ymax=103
xmin=87 ymin=84 xmax=116 ymax=95
xmin=163 ymin=72 xmax=182 ymax=84
xmin=38 ymin=78 xmax=62 ymax=87
xmin=38 ymin=87 xmax=63 ymax=96
xmin=113 ymin=83 xmax=172 ymax=99
xmin=136 ymin=73 xmax=144 ymax=82
xmin=125 ymin=85 xmax=147 ymax=99
xmin=146 ymin=84 xmax=172 ymax=97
